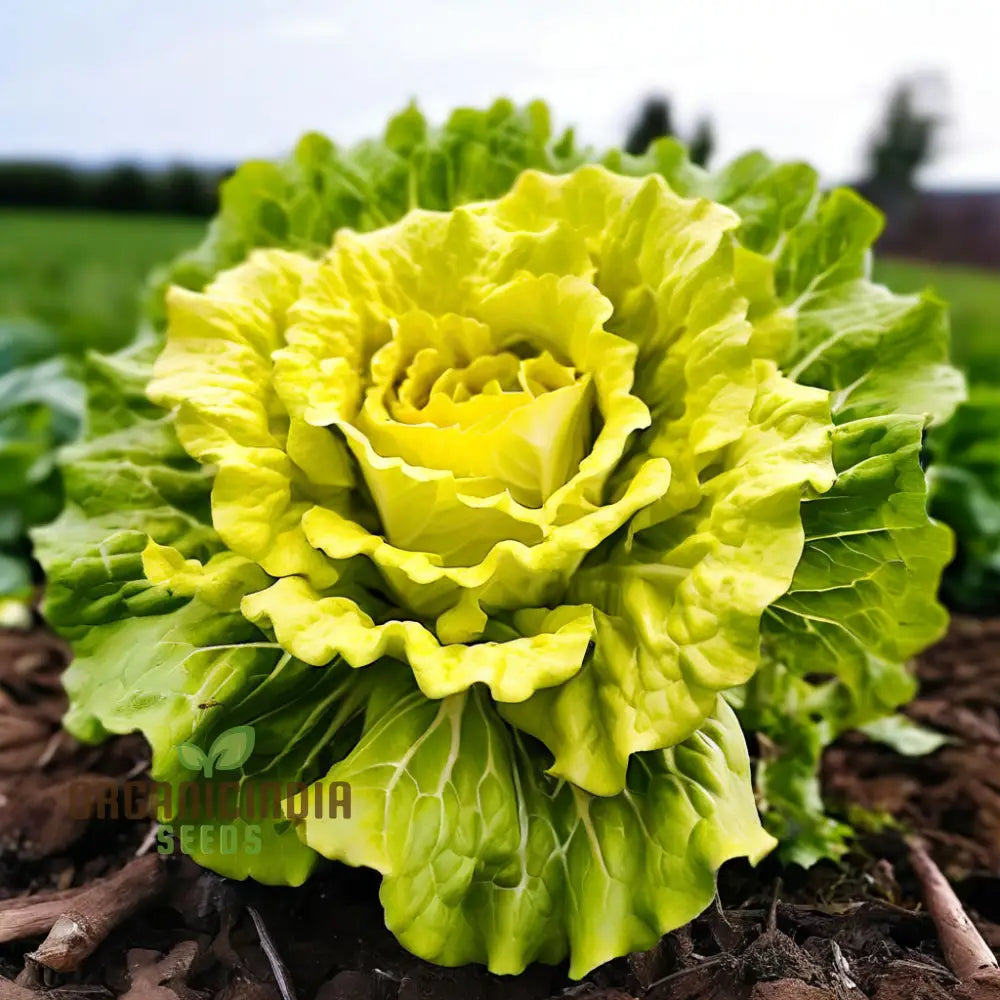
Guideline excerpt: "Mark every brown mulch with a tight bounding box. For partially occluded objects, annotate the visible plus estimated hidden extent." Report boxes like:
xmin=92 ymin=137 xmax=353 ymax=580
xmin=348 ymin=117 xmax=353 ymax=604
xmin=825 ymin=618 xmax=1000 ymax=880
xmin=1 ymin=617 xmax=1000 ymax=999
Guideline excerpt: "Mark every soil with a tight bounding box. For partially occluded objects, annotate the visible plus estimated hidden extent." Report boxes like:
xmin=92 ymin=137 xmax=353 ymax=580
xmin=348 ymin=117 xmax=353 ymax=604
xmin=2 ymin=618 xmax=1000 ymax=1000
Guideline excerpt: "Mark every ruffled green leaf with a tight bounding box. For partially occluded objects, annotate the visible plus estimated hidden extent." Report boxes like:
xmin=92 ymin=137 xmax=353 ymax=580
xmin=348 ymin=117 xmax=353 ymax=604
xmin=483 ymin=168 xmax=836 ymax=792
xmin=605 ymin=141 xmax=959 ymax=860
xmin=686 ymin=155 xmax=961 ymax=861
xmin=44 ymin=567 xmax=772 ymax=973
xmin=34 ymin=343 xmax=218 ymax=635
xmin=301 ymin=679 xmax=772 ymax=978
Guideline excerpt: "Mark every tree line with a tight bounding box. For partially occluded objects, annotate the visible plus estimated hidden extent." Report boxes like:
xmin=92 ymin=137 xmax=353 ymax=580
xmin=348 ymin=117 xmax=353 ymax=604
xmin=0 ymin=161 xmax=229 ymax=216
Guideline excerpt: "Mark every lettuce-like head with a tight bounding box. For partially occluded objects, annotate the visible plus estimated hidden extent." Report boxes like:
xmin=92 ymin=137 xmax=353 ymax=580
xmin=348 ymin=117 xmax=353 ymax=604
xmin=144 ymin=165 xmax=835 ymax=794
xmin=34 ymin=101 xmax=962 ymax=977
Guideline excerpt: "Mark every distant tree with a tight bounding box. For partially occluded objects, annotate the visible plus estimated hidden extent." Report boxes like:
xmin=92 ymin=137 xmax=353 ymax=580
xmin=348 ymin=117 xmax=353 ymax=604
xmin=624 ymin=96 xmax=716 ymax=166
xmin=625 ymin=97 xmax=675 ymax=156
xmin=91 ymin=163 xmax=152 ymax=212
xmin=159 ymin=163 xmax=217 ymax=216
xmin=0 ymin=160 xmax=228 ymax=214
xmin=0 ymin=162 xmax=86 ymax=208
xmin=688 ymin=117 xmax=714 ymax=168
xmin=865 ymin=76 xmax=945 ymax=195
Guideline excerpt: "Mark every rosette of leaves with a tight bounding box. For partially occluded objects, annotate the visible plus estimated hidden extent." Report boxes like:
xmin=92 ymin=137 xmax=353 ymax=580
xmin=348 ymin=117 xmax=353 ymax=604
xmin=35 ymin=100 xmax=962 ymax=975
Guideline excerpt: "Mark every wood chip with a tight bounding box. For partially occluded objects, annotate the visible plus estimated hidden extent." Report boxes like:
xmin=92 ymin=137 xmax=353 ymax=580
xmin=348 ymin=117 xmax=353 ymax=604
xmin=0 ymin=855 xmax=166 ymax=972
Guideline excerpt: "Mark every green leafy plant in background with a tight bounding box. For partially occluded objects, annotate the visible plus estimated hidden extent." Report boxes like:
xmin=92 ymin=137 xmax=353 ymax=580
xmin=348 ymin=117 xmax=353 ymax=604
xmin=927 ymin=385 xmax=1000 ymax=611
xmin=34 ymin=99 xmax=962 ymax=976
xmin=871 ymin=260 xmax=1000 ymax=614
xmin=0 ymin=212 xmax=201 ymax=609
xmin=0 ymin=318 xmax=83 ymax=602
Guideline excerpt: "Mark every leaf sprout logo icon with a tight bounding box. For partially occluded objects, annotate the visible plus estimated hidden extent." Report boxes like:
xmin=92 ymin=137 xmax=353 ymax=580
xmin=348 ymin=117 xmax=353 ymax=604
xmin=175 ymin=725 xmax=255 ymax=779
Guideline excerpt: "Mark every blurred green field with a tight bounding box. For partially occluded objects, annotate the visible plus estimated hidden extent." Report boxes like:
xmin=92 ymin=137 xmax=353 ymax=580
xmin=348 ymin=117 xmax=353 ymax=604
xmin=873 ymin=258 xmax=1000 ymax=385
xmin=0 ymin=210 xmax=204 ymax=352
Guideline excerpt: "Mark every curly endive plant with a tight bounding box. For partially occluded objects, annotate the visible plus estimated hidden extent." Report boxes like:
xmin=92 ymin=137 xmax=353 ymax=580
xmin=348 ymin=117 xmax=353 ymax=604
xmin=35 ymin=101 xmax=963 ymax=976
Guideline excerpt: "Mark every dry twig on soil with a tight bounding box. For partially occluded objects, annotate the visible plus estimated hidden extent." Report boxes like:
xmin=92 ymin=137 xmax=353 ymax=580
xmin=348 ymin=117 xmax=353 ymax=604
xmin=0 ymin=884 xmax=91 ymax=942
xmin=246 ymin=904 xmax=296 ymax=1000
xmin=908 ymin=835 xmax=1000 ymax=982
xmin=0 ymin=855 xmax=167 ymax=973
xmin=0 ymin=977 xmax=36 ymax=1000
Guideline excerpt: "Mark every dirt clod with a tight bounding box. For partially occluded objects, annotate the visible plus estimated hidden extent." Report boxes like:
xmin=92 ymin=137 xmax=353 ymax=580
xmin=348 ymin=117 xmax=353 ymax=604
xmin=750 ymin=981 xmax=837 ymax=1000
xmin=316 ymin=970 xmax=375 ymax=1000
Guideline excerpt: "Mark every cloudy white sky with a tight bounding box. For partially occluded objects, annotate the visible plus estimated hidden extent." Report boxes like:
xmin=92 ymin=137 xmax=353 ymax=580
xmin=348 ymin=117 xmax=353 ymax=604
xmin=2 ymin=0 xmax=998 ymax=186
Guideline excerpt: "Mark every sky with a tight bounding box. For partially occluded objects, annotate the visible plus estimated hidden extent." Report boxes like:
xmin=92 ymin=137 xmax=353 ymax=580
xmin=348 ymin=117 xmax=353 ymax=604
xmin=1 ymin=0 xmax=998 ymax=187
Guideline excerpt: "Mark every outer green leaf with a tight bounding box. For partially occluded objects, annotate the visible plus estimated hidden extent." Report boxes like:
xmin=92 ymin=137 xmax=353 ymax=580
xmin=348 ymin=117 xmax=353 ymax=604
xmin=34 ymin=342 xmax=218 ymax=638
xmin=859 ymin=715 xmax=949 ymax=757
xmin=32 ymin=357 xmax=329 ymax=883
xmin=56 ymin=594 xmax=324 ymax=884
xmin=300 ymin=675 xmax=773 ymax=978
xmin=687 ymin=154 xmax=960 ymax=860
xmin=595 ymin=142 xmax=959 ymax=859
